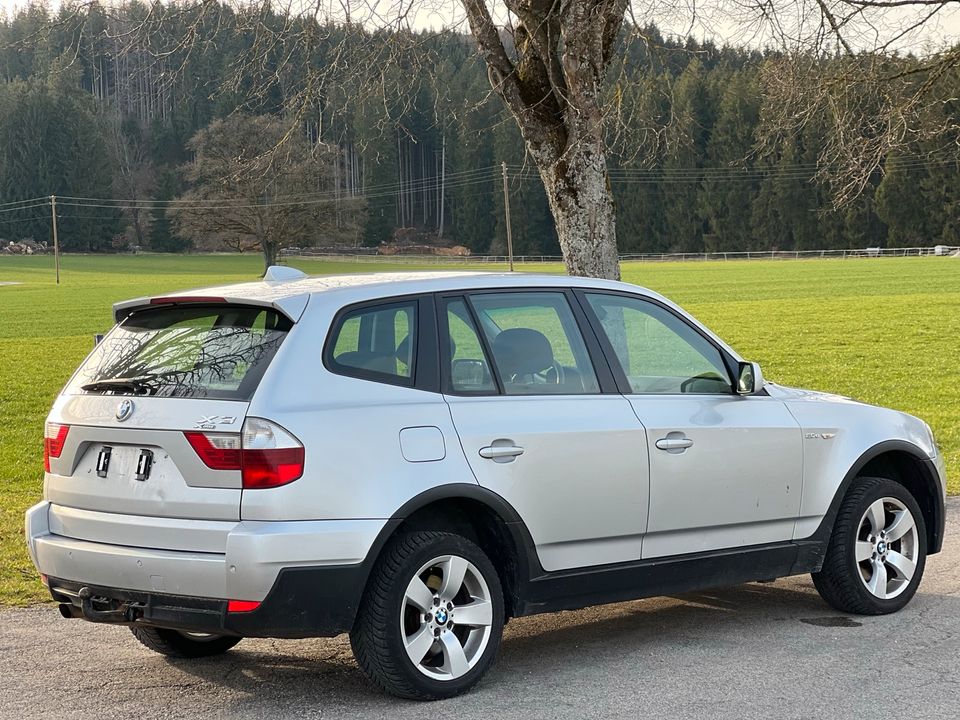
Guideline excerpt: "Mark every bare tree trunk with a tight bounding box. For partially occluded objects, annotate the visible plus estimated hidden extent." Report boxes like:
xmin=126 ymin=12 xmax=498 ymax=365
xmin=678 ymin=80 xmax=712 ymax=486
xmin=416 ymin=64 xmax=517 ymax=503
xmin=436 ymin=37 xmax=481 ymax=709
xmin=541 ymin=146 xmax=619 ymax=279
xmin=461 ymin=0 xmax=627 ymax=279
xmin=131 ymin=208 xmax=146 ymax=248
xmin=262 ymin=239 xmax=278 ymax=273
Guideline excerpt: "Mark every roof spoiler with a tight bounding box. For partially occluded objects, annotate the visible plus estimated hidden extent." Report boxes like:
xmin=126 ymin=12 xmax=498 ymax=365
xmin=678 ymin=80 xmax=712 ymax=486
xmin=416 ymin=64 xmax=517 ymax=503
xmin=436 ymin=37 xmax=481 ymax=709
xmin=113 ymin=267 xmax=312 ymax=323
xmin=113 ymin=292 xmax=309 ymax=324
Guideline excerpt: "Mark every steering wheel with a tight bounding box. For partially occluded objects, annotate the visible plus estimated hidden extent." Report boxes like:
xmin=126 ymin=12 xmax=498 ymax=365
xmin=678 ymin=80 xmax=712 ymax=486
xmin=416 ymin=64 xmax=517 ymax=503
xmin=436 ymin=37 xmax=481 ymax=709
xmin=680 ymin=372 xmax=725 ymax=393
xmin=532 ymin=363 xmax=565 ymax=385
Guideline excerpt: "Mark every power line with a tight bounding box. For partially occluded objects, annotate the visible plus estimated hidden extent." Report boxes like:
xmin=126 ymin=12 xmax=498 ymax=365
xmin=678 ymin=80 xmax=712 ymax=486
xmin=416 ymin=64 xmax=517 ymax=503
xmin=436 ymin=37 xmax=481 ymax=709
xmin=55 ymin=173 xmax=501 ymax=212
xmin=0 ymin=202 xmax=54 ymax=215
xmin=0 ymin=196 xmax=50 ymax=209
xmin=0 ymin=213 xmax=49 ymax=226
xmin=2 ymin=151 xmax=954 ymax=217
xmin=54 ymin=166 xmax=501 ymax=208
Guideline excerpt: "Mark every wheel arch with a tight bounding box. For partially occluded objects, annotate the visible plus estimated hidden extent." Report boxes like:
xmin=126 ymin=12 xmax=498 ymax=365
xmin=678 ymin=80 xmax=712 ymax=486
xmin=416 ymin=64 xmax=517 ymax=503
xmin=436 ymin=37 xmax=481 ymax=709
xmin=361 ymin=484 xmax=540 ymax=619
xmin=818 ymin=440 xmax=945 ymax=554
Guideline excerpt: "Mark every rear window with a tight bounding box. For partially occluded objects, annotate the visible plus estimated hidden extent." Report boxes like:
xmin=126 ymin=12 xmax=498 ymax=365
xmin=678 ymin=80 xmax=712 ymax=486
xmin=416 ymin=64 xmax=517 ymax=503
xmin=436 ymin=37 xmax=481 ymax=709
xmin=67 ymin=305 xmax=292 ymax=400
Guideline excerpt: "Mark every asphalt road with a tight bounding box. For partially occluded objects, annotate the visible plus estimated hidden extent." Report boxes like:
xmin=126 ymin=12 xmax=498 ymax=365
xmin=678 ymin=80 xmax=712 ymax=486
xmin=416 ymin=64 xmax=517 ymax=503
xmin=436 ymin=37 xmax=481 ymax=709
xmin=3 ymin=499 xmax=958 ymax=720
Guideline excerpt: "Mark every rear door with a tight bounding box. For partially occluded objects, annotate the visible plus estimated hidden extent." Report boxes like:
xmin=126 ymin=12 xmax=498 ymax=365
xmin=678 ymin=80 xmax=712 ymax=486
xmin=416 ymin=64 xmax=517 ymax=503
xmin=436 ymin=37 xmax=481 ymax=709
xmin=45 ymin=303 xmax=292 ymax=523
xmin=577 ymin=290 xmax=803 ymax=559
xmin=440 ymin=290 xmax=650 ymax=572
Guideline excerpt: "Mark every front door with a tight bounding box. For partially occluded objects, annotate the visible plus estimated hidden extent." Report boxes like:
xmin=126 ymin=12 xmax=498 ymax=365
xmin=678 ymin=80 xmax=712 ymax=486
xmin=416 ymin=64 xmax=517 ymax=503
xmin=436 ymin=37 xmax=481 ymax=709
xmin=440 ymin=291 xmax=650 ymax=572
xmin=578 ymin=291 xmax=803 ymax=559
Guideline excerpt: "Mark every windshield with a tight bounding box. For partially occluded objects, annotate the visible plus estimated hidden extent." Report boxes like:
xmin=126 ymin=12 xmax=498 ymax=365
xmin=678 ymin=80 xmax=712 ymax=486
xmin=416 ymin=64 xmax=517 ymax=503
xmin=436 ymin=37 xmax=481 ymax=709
xmin=68 ymin=304 xmax=292 ymax=400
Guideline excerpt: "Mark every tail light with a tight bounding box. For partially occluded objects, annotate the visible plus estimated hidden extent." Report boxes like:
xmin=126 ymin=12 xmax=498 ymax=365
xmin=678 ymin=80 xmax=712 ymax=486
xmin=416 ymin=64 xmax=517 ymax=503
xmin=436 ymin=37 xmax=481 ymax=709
xmin=184 ymin=418 xmax=304 ymax=489
xmin=44 ymin=423 xmax=70 ymax=472
xmin=227 ymin=600 xmax=261 ymax=613
xmin=183 ymin=432 xmax=241 ymax=470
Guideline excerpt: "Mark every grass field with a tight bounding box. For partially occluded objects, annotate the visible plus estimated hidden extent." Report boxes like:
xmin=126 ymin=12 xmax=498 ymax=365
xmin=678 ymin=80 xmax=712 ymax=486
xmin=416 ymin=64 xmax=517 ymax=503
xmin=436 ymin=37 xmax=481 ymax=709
xmin=1 ymin=253 xmax=958 ymax=605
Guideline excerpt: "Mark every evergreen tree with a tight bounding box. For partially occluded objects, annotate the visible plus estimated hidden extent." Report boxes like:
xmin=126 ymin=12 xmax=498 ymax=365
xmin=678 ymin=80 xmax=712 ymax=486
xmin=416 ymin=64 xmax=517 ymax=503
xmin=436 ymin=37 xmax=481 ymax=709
xmin=0 ymin=64 xmax=119 ymax=250
xmin=662 ymin=59 xmax=712 ymax=253
xmin=700 ymin=71 xmax=760 ymax=252
xmin=875 ymin=152 xmax=930 ymax=245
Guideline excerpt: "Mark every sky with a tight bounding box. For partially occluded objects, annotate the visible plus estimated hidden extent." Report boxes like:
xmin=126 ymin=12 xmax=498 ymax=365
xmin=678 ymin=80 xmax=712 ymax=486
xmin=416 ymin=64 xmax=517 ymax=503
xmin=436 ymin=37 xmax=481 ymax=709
xmin=1 ymin=0 xmax=958 ymax=53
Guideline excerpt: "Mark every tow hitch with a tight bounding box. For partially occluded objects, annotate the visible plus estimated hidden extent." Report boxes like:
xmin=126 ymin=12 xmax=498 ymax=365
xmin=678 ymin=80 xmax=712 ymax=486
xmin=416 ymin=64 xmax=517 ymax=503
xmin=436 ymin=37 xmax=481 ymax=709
xmin=77 ymin=586 xmax=145 ymax=623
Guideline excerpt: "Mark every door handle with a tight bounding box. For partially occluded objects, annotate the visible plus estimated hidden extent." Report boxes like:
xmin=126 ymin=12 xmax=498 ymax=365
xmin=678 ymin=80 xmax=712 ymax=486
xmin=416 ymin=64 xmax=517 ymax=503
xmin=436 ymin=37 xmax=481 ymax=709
xmin=479 ymin=445 xmax=525 ymax=460
xmin=655 ymin=436 xmax=693 ymax=452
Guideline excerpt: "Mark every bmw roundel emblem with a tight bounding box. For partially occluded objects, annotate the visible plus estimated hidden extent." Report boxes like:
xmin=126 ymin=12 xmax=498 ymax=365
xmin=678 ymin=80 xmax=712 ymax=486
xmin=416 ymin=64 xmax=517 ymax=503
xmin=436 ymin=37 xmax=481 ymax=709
xmin=116 ymin=399 xmax=135 ymax=422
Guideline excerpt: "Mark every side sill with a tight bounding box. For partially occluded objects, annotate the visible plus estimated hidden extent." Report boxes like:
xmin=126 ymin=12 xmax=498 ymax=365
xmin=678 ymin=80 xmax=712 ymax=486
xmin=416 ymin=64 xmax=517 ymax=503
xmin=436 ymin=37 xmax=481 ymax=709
xmin=516 ymin=540 xmax=822 ymax=617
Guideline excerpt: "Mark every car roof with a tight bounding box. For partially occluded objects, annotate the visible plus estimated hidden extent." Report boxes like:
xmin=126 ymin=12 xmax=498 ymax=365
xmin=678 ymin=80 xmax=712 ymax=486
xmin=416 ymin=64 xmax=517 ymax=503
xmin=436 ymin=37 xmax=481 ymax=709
xmin=111 ymin=269 xmax=744 ymax=362
xmin=113 ymin=271 xmax=659 ymax=322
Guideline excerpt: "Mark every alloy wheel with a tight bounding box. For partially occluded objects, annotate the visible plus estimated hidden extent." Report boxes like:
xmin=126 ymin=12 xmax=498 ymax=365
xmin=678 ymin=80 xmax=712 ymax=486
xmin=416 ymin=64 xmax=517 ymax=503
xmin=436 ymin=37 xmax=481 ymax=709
xmin=400 ymin=554 xmax=494 ymax=681
xmin=856 ymin=497 xmax=920 ymax=600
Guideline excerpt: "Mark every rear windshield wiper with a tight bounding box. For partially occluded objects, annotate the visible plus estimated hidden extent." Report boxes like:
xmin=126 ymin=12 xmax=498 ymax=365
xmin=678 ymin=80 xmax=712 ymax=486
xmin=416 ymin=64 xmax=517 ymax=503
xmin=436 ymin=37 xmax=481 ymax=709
xmin=80 ymin=377 xmax=153 ymax=395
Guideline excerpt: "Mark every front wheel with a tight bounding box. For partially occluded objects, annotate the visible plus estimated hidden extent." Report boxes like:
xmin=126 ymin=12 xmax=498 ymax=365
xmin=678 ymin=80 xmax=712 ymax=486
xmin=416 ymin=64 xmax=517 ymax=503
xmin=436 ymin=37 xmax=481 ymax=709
xmin=130 ymin=626 xmax=242 ymax=658
xmin=813 ymin=476 xmax=927 ymax=615
xmin=350 ymin=531 xmax=505 ymax=700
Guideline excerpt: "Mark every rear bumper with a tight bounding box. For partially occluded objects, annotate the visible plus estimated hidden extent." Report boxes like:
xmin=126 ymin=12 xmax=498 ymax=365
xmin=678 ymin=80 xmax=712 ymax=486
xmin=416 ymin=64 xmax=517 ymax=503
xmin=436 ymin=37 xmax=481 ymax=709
xmin=46 ymin=563 xmax=375 ymax=638
xmin=26 ymin=501 xmax=395 ymax=637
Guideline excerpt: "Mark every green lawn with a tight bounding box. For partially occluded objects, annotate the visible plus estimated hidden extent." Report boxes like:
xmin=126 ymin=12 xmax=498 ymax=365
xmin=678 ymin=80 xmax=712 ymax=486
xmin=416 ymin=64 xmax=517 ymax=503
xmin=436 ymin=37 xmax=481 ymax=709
xmin=1 ymin=253 xmax=958 ymax=605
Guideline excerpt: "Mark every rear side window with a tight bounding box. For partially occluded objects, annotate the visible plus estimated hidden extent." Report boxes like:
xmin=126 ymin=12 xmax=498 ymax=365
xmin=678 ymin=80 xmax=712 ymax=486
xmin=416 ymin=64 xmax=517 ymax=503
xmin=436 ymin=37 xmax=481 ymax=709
xmin=68 ymin=305 xmax=292 ymax=400
xmin=326 ymin=301 xmax=417 ymax=385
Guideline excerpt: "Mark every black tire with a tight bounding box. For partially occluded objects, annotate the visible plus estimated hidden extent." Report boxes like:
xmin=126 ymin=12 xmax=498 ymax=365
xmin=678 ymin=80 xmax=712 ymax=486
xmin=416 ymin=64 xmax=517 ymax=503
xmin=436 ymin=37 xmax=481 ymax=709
xmin=350 ymin=531 xmax=505 ymax=700
xmin=130 ymin=626 xmax=242 ymax=658
xmin=812 ymin=476 xmax=927 ymax=615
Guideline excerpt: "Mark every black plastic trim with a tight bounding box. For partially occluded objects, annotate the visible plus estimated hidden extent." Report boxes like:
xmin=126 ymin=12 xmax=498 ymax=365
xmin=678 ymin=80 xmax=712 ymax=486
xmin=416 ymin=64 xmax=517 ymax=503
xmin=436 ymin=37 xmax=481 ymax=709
xmin=48 ymin=578 xmax=230 ymax=634
xmin=223 ymin=561 xmax=388 ymax=638
xmin=383 ymin=485 xmax=829 ymax=619
xmin=799 ymin=439 xmax=945 ymax=556
xmin=415 ymin=294 xmax=441 ymax=393
xmin=519 ymin=541 xmax=812 ymax=615
xmin=388 ymin=483 xmax=537 ymax=607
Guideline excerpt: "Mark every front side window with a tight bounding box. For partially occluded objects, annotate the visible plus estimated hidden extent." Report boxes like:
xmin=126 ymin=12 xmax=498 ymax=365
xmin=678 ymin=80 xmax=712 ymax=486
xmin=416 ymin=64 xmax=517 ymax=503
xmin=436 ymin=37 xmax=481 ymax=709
xmin=467 ymin=292 xmax=600 ymax=395
xmin=584 ymin=293 xmax=732 ymax=394
xmin=327 ymin=301 xmax=417 ymax=384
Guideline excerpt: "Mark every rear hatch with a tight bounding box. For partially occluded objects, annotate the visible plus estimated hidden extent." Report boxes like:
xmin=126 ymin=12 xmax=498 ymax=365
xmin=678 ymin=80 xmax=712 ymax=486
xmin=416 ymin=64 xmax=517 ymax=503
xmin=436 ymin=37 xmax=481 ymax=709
xmin=45 ymin=302 xmax=293 ymax=537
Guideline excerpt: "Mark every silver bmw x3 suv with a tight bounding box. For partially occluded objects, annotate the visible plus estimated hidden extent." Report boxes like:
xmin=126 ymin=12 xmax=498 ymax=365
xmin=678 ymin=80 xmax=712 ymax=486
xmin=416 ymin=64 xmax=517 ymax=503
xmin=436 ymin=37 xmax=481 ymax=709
xmin=26 ymin=268 xmax=946 ymax=699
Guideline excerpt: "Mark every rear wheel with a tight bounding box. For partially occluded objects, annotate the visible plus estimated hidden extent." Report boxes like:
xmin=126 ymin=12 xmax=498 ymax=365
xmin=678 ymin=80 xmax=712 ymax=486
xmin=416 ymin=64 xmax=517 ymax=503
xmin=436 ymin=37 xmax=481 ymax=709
xmin=350 ymin=531 xmax=505 ymax=700
xmin=813 ymin=476 xmax=927 ymax=615
xmin=130 ymin=626 xmax=242 ymax=658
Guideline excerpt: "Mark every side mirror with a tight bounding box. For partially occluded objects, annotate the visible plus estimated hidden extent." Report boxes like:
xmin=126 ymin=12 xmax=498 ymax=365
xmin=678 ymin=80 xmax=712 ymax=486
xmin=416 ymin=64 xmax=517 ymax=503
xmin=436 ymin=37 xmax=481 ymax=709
xmin=736 ymin=361 xmax=764 ymax=395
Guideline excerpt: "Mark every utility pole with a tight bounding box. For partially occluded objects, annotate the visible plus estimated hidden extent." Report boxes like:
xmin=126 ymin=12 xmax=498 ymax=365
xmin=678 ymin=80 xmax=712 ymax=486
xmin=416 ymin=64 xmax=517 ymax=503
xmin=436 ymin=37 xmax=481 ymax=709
xmin=50 ymin=195 xmax=60 ymax=285
xmin=501 ymin=162 xmax=514 ymax=271
xmin=438 ymin=133 xmax=446 ymax=239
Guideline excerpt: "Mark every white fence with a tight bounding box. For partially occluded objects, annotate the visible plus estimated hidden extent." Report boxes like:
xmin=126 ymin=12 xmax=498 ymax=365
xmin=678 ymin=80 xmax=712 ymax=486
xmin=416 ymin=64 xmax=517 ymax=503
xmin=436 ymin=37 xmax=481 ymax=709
xmin=280 ymin=245 xmax=960 ymax=264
